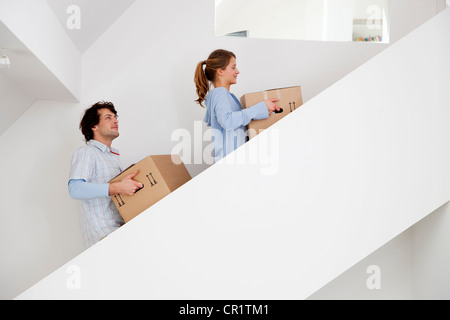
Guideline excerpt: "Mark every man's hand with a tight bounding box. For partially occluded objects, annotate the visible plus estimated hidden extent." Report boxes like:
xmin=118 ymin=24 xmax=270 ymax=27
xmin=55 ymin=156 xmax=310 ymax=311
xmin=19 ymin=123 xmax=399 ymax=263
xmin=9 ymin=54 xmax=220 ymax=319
xmin=109 ymin=170 xmax=143 ymax=196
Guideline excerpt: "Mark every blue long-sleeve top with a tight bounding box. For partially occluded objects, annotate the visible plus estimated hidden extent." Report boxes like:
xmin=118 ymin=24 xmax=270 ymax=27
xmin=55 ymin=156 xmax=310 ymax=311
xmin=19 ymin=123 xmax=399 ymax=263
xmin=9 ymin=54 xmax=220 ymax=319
xmin=204 ymin=87 xmax=269 ymax=162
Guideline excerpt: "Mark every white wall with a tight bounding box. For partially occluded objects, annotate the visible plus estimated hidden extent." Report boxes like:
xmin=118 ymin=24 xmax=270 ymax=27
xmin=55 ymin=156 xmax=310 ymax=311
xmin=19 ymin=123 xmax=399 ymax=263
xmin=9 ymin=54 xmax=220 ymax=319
xmin=412 ymin=202 xmax=450 ymax=299
xmin=389 ymin=0 xmax=439 ymax=42
xmin=0 ymin=73 xmax=35 ymax=135
xmin=308 ymin=229 xmax=413 ymax=300
xmin=0 ymin=100 xmax=85 ymax=300
xmin=402 ymin=4 xmax=450 ymax=301
xmin=0 ymin=0 xmax=444 ymax=300
xmin=307 ymin=201 xmax=450 ymax=300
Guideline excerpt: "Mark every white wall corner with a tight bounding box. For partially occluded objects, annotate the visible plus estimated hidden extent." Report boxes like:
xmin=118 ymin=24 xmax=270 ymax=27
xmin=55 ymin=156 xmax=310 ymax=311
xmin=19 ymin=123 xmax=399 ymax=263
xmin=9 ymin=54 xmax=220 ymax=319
xmin=0 ymin=0 xmax=81 ymax=101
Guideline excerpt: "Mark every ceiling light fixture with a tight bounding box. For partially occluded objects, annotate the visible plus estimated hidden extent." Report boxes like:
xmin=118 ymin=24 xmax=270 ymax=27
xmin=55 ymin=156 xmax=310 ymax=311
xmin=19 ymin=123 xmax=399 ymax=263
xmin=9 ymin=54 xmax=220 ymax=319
xmin=0 ymin=48 xmax=11 ymax=69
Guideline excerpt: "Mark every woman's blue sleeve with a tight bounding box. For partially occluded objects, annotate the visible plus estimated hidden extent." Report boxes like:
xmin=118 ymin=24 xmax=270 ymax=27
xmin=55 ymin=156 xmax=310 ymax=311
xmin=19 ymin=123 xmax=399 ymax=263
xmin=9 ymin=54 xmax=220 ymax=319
xmin=214 ymin=90 xmax=269 ymax=130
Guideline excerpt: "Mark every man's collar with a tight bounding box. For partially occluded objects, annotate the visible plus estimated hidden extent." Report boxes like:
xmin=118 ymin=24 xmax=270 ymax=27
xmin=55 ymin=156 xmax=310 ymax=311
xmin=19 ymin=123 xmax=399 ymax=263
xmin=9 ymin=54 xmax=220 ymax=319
xmin=88 ymin=139 xmax=120 ymax=155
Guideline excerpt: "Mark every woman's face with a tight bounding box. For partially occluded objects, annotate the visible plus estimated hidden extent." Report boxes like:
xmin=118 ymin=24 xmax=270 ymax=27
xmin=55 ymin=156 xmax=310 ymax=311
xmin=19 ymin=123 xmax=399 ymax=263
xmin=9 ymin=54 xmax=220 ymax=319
xmin=221 ymin=57 xmax=240 ymax=85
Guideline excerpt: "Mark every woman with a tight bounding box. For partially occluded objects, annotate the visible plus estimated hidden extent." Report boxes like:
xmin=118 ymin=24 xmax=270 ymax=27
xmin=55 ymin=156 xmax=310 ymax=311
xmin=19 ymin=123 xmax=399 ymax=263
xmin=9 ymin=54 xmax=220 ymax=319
xmin=194 ymin=49 xmax=279 ymax=162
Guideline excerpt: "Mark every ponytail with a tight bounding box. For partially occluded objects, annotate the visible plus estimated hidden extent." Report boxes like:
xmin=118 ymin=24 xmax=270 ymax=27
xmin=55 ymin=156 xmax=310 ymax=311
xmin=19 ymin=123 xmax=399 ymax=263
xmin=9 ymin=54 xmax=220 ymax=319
xmin=194 ymin=60 xmax=209 ymax=108
xmin=194 ymin=49 xmax=236 ymax=108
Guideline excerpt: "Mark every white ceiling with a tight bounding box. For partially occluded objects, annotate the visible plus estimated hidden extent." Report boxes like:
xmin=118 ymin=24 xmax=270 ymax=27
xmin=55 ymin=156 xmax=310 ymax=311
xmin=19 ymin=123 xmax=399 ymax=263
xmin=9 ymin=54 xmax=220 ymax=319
xmin=0 ymin=0 xmax=135 ymax=135
xmin=0 ymin=21 xmax=77 ymax=101
xmin=0 ymin=20 xmax=79 ymax=135
xmin=46 ymin=0 xmax=135 ymax=53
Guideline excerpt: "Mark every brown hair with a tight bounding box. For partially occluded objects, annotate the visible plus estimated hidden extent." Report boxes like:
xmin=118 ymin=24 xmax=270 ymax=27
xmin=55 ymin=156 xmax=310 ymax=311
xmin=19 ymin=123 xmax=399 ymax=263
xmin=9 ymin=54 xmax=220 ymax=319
xmin=194 ymin=49 xmax=236 ymax=107
xmin=80 ymin=101 xmax=117 ymax=142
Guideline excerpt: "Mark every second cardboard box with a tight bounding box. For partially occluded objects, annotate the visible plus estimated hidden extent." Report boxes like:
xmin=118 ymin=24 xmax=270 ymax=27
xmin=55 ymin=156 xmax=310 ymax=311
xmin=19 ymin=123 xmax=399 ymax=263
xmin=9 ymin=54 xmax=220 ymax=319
xmin=240 ymin=86 xmax=303 ymax=139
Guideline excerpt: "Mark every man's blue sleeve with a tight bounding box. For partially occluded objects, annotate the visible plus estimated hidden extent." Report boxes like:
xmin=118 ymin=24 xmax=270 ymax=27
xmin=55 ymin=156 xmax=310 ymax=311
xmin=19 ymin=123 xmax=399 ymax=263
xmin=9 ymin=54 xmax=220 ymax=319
xmin=68 ymin=179 xmax=109 ymax=200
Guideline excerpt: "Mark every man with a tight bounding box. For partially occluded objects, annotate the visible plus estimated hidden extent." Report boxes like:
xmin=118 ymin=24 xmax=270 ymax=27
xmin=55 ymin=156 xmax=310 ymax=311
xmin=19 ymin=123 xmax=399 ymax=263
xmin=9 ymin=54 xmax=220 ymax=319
xmin=68 ymin=101 xmax=143 ymax=248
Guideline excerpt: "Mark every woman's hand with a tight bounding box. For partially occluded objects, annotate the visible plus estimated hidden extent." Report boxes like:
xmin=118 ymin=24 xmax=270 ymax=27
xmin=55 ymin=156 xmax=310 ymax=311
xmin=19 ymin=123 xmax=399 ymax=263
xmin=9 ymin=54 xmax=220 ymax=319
xmin=264 ymin=98 xmax=280 ymax=114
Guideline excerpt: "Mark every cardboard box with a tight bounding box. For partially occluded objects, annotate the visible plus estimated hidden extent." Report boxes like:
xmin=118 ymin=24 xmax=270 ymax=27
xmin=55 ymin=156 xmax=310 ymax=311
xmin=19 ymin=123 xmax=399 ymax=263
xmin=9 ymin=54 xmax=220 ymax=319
xmin=109 ymin=155 xmax=191 ymax=223
xmin=240 ymin=86 xmax=303 ymax=139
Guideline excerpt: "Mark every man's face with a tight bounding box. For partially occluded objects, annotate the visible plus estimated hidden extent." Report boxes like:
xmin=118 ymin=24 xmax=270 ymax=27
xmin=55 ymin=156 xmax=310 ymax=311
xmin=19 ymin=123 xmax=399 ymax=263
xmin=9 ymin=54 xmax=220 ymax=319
xmin=92 ymin=108 xmax=119 ymax=141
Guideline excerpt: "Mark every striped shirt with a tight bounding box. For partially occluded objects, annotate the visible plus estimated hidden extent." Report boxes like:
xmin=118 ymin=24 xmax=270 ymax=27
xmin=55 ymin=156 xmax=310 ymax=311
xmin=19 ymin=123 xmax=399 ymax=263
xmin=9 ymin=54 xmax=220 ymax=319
xmin=69 ymin=139 xmax=124 ymax=248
